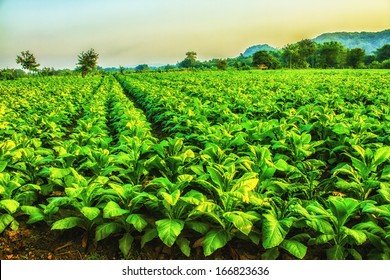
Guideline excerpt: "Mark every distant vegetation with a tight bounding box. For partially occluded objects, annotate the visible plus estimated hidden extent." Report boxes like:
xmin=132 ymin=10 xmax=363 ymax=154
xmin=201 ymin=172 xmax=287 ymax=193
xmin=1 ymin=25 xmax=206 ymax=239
xmin=1 ymin=30 xmax=390 ymax=80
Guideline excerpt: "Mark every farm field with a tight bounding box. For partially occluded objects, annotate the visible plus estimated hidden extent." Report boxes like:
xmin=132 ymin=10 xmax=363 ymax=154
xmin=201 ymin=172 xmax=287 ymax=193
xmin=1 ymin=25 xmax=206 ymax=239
xmin=0 ymin=70 xmax=389 ymax=260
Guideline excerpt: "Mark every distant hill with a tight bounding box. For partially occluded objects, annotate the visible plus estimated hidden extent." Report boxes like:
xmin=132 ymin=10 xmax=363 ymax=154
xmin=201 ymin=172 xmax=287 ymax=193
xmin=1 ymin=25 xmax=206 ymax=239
xmin=242 ymin=29 xmax=390 ymax=56
xmin=242 ymin=44 xmax=278 ymax=57
xmin=312 ymin=29 xmax=390 ymax=54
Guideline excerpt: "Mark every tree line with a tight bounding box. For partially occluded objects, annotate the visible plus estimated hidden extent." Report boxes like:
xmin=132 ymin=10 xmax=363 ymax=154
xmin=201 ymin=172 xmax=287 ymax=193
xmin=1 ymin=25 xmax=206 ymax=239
xmin=177 ymin=41 xmax=390 ymax=71
xmin=1 ymin=41 xmax=390 ymax=80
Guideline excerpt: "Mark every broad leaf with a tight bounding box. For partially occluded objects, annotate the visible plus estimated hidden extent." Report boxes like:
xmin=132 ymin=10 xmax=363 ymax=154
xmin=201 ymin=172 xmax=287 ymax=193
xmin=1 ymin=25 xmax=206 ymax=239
xmin=373 ymin=147 xmax=390 ymax=167
xmin=280 ymin=239 xmax=307 ymax=259
xmin=262 ymin=247 xmax=280 ymax=260
xmin=0 ymin=199 xmax=20 ymax=214
xmin=51 ymin=217 xmax=84 ymax=230
xmin=176 ymin=237 xmax=191 ymax=257
xmin=343 ymin=227 xmax=366 ymax=245
xmin=186 ymin=221 xmax=210 ymax=234
xmin=332 ymin=123 xmax=350 ymax=135
xmin=328 ymin=196 xmax=360 ymax=227
xmin=49 ymin=167 xmax=71 ymax=179
xmin=156 ymin=219 xmax=184 ymax=247
xmin=160 ymin=189 xmax=180 ymax=206
xmin=21 ymin=206 xmax=45 ymax=224
xmin=223 ymin=211 xmax=253 ymax=235
xmin=206 ymin=165 xmax=225 ymax=189
xmin=141 ymin=228 xmax=158 ymax=248
xmin=0 ymin=161 xmax=7 ymax=172
xmin=262 ymin=213 xmax=293 ymax=249
xmin=180 ymin=190 xmax=206 ymax=205
xmin=81 ymin=207 xmax=100 ymax=221
xmin=327 ymin=244 xmax=345 ymax=260
xmin=0 ymin=214 xmax=14 ymax=234
xmin=126 ymin=214 xmax=148 ymax=232
xmin=307 ymin=218 xmax=334 ymax=234
xmin=202 ymin=229 xmax=231 ymax=257
xmin=103 ymin=201 xmax=129 ymax=218
xmin=119 ymin=233 xmax=134 ymax=258
xmin=95 ymin=222 xmax=122 ymax=241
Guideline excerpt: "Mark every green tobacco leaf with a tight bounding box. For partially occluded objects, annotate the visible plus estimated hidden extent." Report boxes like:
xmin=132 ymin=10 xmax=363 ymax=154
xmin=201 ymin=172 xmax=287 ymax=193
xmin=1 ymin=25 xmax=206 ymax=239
xmin=186 ymin=221 xmax=210 ymax=234
xmin=262 ymin=247 xmax=280 ymax=260
xmin=280 ymin=239 xmax=307 ymax=259
xmin=274 ymin=159 xmax=290 ymax=172
xmin=51 ymin=217 xmax=84 ymax=230
xmin=306 ymin=201 xmax=331 ymax=217
xmin=328 ymin=196 xmax=360 ymax=227
xmin=373 ymin=147 xmax=390 ymax=167
xmin=381 ymin=165 xmax=390 ymax=181
xmin=21 ymin=206 xmax=45 ymax=224
xmin=307 ymin=218 xmax=334 ymax=235
xmin=262 ymin=213 xmax=293 ymax=249
xmin=332 ymin=123 xmax=350 ymax=135
xmin=327 ymin=244 xmax=345 ymax=260
xmin=343 ymin=227 xmax=366 ymax=245
xmin=348 ymin=248 xmax=362 ymax=260
xmin=176 ymin=237 xmax=191 ymax=257
xmin=0 ymin=161 xmax=7 ymax=172
xmin=0 ymin=214 xmax=14 ymax=234
xmin=160 ymin=189 xmax=180 ymax=206
xmin=81 ymin=207 xmax=100 ymax=221
xmin=180 ymin=190 xmax=207 ymax=205
xmin=126 ymin=214 xmax=148 ymax=232
xmin=119 ymin=233 xmax=134 ymax=258
xmin=95 ymin=223 xmax=122 ymax=241
xmin=49 ymin=167 xmax=71 ymax=179
xmin=223 ymin=212 xmax=253 ymax=236
xmin=206 ymin=166 xmax=225 ymax=189
xmin=141 ymin=228 xmax=158 ymax=248
xmin=378 ymin=187 xmax=390 ymax=203
xmin=156 ymin=219 xmax=184 ymax=247
xmin=103 ymin=201 xmax=129 ymax=218
xmin=309 ymin=234 xmax=335 ymax=245
xmin=202 ymin=229 xmax=231 ymax=257
xmin=0 ymin=199 xmax=20 ymax=214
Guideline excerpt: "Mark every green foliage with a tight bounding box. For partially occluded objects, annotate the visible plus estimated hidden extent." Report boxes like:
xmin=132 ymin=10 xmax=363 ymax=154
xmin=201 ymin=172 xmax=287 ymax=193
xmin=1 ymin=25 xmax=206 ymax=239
xmin=252 ymin=51 xmax=280 ymax=69
xmin=77 ymin=48 xmax=99 ymax=77
xmin=16 ymin=50 xmax=40 ymax=72
xmin=1 ymin=70 xmax=389 ymax=260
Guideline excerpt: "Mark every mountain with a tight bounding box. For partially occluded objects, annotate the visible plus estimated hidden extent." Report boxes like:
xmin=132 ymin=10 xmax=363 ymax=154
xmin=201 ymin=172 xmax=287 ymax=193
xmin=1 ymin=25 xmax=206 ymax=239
xmin=242 ymin=29 xmax=390 ymax=56
xmin=242 ymin=44 xmax=278 ymax=57
xmin=312 ymin=29 xmax=390 ymax=54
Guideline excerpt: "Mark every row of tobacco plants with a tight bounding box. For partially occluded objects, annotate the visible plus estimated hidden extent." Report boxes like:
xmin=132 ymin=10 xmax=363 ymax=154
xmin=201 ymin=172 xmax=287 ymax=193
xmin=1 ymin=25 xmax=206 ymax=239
xmin=1 ymin=70 xmax=389 ymax=260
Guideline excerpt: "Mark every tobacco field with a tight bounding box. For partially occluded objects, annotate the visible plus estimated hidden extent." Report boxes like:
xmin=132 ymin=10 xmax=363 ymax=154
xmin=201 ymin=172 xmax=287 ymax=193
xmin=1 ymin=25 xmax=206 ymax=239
xmin=0 ymin=70 xmax=389 ymax=260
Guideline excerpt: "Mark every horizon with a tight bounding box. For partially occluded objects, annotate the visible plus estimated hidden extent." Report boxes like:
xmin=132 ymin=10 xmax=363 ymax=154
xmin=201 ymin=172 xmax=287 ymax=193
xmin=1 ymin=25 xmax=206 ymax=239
xmin=1 ymin=0 xmax=389 ymax=69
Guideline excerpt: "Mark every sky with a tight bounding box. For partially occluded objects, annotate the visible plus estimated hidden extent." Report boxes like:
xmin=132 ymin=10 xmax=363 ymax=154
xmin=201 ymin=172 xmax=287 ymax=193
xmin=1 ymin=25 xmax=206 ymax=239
xmin=0 ymin=0 xmax=389 ymax=69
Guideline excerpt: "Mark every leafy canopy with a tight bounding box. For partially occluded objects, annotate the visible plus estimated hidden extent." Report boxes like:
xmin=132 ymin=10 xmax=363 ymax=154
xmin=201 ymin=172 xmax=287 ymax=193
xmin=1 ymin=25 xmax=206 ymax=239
xmin=16 ymin=50 xmax=40 ymax=72
xmin=77 ymin=48 xmax=99 ymax=77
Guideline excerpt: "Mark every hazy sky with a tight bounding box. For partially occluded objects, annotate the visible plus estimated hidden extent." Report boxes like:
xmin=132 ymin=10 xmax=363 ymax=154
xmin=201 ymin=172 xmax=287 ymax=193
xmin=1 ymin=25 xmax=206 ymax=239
xmin=0 ymin=0 xmax=389 ymax=68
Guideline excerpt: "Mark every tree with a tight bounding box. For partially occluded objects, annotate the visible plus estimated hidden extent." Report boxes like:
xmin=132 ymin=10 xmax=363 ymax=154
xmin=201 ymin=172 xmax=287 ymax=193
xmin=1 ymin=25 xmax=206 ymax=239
xmin=282 ymin=44 xmax=300 ymax=69
xmin=252 ymin=50 xmax=279 ymax=69
xmin=318 ymin=41 xmax=347 ymax=68
xmin=77 ymin=48 xmax=99 ymax=77
xmin=297 ymin=39 xmax=317 ymax=67
xmin=346 ymin=48 xmax=365 ymax=68
xmin=135 ymin=64 xmax=150 ymax=72
xmin=16 ymin=50 xmax=40 ymax=72
xmin=215 ymin=59 xmax=228 ymax=70
xmin=376 ymin=44 xmax=390 ymax=62
xmin=179 ymin=51 xmax=198 ymax=68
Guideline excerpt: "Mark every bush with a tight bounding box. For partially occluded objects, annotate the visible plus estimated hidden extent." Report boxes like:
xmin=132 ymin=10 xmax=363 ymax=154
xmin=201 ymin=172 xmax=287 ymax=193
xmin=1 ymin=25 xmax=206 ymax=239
xmin=0 ymin=68 xmax=23 ymax=80
xmin=380 ymin=59 xmax=390 ymax=69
